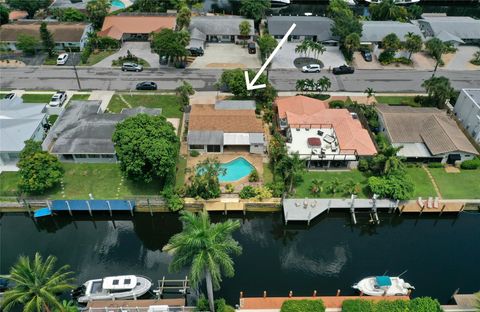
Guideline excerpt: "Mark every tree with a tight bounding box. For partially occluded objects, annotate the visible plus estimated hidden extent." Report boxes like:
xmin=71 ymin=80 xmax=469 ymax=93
xmin=1 ymin=253 xmax=75 ymax=312
xmin=425 ymin=38 xmax=446 ymax=77
xmin=176 ymin=5 xmax=191 ymax=30
xmin=53 ymin=300 xmax=78 ymax=312
xmin=268 ymin=133 xmax=287 ymax=178
xmin=409 ymin=297 xmax=442 ymax=312
xmin=422 ymin=76 xmax=455 ymax=109
xmin=239 ymin=0 xmax=270 ymax=24
xmin=295 ymin=79 xmax=307 ymax=93
xmin=368 ymin=172 xmax=414 ymax=200
xmin=16 ymin=34 xmax=39 ymax=55
xmin=317 ymin=76 xmax=331 ymax=93
xmin=278 ymin=152 xmax=305 ymax=193
xmin=239 ymin=20 xmax=251 ymax=48
xmin=344 ymin=179 xmax=360 ymax=195
xmin=0 ymin=5 xmax=9 ymax=25
xmin=295 ymin=40 xmax=309 ymax=58
xmin=404 ymin=32 xmax=423 ymax=60
xmin=369 ymin=0 xmax=409 ymax=22
xmin=217 ymin=68 xmax=268 ymax=98
xmin=310 ymin=178 xmax=324 ymax=195
xmin=151 ymin=29 xmax=188 ymax=64
xmin=471 ymin=49 xmax=480 ymax=66
xmin=344 ymin=32 xmax=360 ymax=59
xmin=382 ymin=33 xmax=401 ymax=53
xmin=164 ymin=211 xmax=242 ymax=312
xmin=364 ymin=87 xmax=375 ymax=104
xmin=17 ymin=141 xmax=64 ymax=195
xmin=326 ymin=177 xmax=342 ymax=195
xmin=86 ymin=0 xmax=110 ymax=30
xmin=407 ymin=4 xmax=423 ymax=19
xmin=40 ymin=22 xmax=55 ymax=57
xmin=50 ymin=7 xmax=87 ymax=22
xmin=133 ymin=0 xmax=168 ymax=12
xmin=327 ymin=0 xmax=362 ymax=51
xmin=176 ymin=80 xmax=195 ymax=107
xmin=112 ymin=114 xmax=179 ymax=183
xmin=187 ymin=158 xmax=225 ymax=199
xmin=6 ymin=0 xmax=50 ymax=18
xmin=257 ymin=34 xmax=277 ymax=61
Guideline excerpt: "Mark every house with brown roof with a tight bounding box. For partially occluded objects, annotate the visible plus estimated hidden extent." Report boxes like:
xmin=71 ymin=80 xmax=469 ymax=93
xmin=376 ymin=105 xmax=478 ymax=164
xmin=98 ymin=14 xmax=176 ymax=41
xmin=187 ymin=101 xmax=264 ymax=154
xmin=275 ymin=95 xmax=377 ymax=169
xmin=0 ymin=21 xmax=92 ymax=51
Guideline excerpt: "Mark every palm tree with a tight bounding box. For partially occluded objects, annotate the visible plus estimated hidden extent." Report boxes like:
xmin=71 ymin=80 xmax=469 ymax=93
xmin=163 ymin=211 xmax=242 ymax=312
xmin=344 ymin=179 xmax=360 ymax=195
xmin=317 ymin=76 xmax=331 ymax=93
xmin=310 ymin=178 xmax=324 ymax=195
xmin=295 ymin=79 xmax=307 ymax=93
xmin=344 ymin=33 xmax=360 ymax=58
xmin=295 ymin=41 xmax=308 ymax=58
xmin=404 ymin=32 xmax=423 ymax=61
xmin=304 ymin=79 xmax=316 ymax=92
xmin=425 ymin=38 xmax=446 ymax=77
xmin=1 ymin=253 xmax=75 ymax=312
xmin=364 ymin=87 xmax=375 ymax=104
xmin=176 ymin=5 xmax=191 ymax=30
xmin=239 ymin=20 xmax=251 ymax=48
xmin=421 ymin=76 xmax=454 ymax=109
xmin=326 ymin=177 xmax=342 ymax=195
xmin=279 ymin=152 xmax=306 ymax=193
xmin=382 ymin=145 xmax=405 ymax=175
xmin=314 ymin=42 xmax=326 ymax=60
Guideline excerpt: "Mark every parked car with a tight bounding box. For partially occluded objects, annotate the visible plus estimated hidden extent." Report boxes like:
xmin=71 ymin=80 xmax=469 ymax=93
xmin=301 ymin=64 xmax=321 ymax=73
xmin=136 ymin=81 xmax=157 ymax=90
xmin=361 ymin=50 xmax=372 ymax=62
xmin=188 ymin=47 xmax=204 ymax=57
xmin=122 ymin=62 xmax=143 ymax=72
xmin=56 ymin=53 xmax=69 ymax=65
xmin=248 ymin=42 xmax=256 ymax=54
xmin=3 ymin=93 xmax=15 ymax=100
xmin=332 ymin=65 xmax=354 ymax=75
xmin=49 ymin=91 xmax=67 ymax=107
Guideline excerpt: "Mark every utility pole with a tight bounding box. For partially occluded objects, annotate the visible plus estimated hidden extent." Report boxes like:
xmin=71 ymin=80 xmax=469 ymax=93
xmin=69 ymin=47 xmax=82 ymax=90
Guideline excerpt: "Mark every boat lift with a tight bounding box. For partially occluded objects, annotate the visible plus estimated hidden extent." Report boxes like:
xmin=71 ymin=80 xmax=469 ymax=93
xmin=154 ymin=276 xmax=190 ymax=299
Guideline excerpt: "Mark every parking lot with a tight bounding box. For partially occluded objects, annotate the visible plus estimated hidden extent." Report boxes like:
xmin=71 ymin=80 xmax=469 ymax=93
xmin=189 ymin=43 xmax=262 ymax=69
xmin=271 ymin=42 xmax=346 ymax=70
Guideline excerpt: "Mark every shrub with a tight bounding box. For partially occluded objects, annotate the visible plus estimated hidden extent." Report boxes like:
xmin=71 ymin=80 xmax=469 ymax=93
xmin=196 ymin=294 xmax=209 ymax=311
xmin=378 ymin=50 xmax=395 ymax=64
xmin=428 ymin=162 xmax=444 ymax=168
xmin=329 ymin=100 xmax=346 ymax=109
xmin=215 ymin=298 xmax=235 ymax=312
xmin=342 ymin=299 xmax=375 ymax=312
xmin=189 ymin=150 xmax=200 ymax=157
xmin=225 ymin=183 xmax=235 ymax=193
xmin=255 ymin=186 xmax=273 ymax=200
xmin=266 ymin=181 xmax=285 ymax=197
xmin=409 ymin=297 xmax=442 ymax=312
xmin=249 ymin=169 xmax=259 ymax=182
xmin=367 ymin=173 xmax=414 ymax=200
xmin=162 ymin=187 xmax=184 ymax=212
xmin=375 ymin=300 xmax=409 ymax=312
xmin=358 ymin=159 xmax=370 ymax=172
xmin=394 ymin=57 xmax=413 ymax=65
xmin=239 ymin=185 xmax=256 ymax=199
xmin=460 ymin=159 xmax=480 ymax=170
xmin=280 ymin=299 xmax=325 ymax=312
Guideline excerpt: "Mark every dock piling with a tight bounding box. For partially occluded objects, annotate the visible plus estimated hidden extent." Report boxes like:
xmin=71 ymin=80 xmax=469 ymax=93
xmin=336 ymin=289 xmax=341 ymax=296
xmin=263 ymin=291 xmax=267 ymax=298
xmin=66 ymin=200 xmax=72 ymax=216
xmin=86 ymin=200 xmax=92 ymax=216
xmin=313 ymin=290 xmax=317 ymax=298
xmin=240 ymin=291 xmax=243 ymax=299
xmin=107 ymin=201 xmax=112 ymax=217
xmin=288 ymin=291 xmax=293 ymax=298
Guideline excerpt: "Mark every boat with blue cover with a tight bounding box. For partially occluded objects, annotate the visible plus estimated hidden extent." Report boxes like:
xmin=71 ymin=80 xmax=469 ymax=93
xmin=352 ymin=276 xmax=414 ymax=296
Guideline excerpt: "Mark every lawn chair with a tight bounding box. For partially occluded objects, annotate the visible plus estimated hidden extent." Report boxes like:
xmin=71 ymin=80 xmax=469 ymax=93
xmin=427 ymin=197 xmax=433 ymax=208
xmin=433 ymin=197 xmax=439 ymax=209
xmin=417 ymin=197 xmax=424 ymax=208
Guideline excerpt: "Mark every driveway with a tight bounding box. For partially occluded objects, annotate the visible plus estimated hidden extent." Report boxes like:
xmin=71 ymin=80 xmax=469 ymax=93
xmin=444 ymin=46 xmax=480 ymax=71
xmin=93 ymin=42 xmax=159 ymax=68
xmin=271 ymin=42 xmax=346 ymax=70
xmin=189 ymin=43 xmax=262 ymax=69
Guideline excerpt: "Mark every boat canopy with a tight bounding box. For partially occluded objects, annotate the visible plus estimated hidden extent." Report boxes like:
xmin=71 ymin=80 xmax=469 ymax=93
xmin=102 ymin=275 xmax=137 ymax=290
xmin=375 ymin=276 xmax=392 ymax=287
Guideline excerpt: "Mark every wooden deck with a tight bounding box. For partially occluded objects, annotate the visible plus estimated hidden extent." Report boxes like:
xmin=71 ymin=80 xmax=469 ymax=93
xmin=399 ymin=201 xmax=464 ymax=214
xmin=86 ymin=298 xmax=186 ymax=308
xmin=240 ymin=295 xmax=410 ymax=309
xmin=453 ymin=294 xmax=478 ymax=308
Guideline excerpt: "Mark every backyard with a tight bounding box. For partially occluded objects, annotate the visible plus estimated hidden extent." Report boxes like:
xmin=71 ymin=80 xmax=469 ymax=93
xmin=107 ymin=94 xmax=183 ymax=118
xmin=429 ymin=168 xmax=480 ymax=199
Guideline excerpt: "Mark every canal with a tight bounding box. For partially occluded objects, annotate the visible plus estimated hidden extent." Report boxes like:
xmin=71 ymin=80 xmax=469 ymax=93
xmin=1 ymin=212 xmax=479 ymax=306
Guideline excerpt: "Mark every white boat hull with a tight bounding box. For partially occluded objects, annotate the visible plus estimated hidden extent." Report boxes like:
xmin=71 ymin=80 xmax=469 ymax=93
xmin=77 ymin=276 xmax=152 ymax=303
xmin=365 ymin=0 xmax=420 ymax=4
xmin=271 ymin=0 xmax=290 ymax=7
xmin=352 ymin=276 xmax=414 ymax=296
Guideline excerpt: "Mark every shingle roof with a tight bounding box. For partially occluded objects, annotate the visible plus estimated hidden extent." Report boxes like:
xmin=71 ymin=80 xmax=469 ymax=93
xmin=361 ymin=21 xmax=424 ymax=43
xmin=267 ymin=16 xmax=335 ymax=41
xmin=215 ymin=100 xmax=256 ymax=110
xmin=189 ymin=104 xmax=263 ymax=133
xmin=0 ymin=21 xmax=90 ymax=42
xmin=98 ymin=16 xmax=176 ymax=40
xmin=420 ymin=16 xmax=480 ymax=40
xmin=8 ymin=11 xmax=28 ymax=21
xmin=189 ymin=16 xmax=254 ymax=36
xmin=376 ymin=105 xmax=478 ymax=155
xmin=275 ymin=95 xmax=328 ymax=119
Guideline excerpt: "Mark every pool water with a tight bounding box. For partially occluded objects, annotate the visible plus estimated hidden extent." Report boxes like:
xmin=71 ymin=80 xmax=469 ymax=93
xmin=111 ymin=0 xmax=125 ymax=8
xmin=218 ymin=157 xmax=254 ymax=182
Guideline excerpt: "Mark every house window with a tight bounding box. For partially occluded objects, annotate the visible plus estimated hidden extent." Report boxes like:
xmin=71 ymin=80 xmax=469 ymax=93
xmin=88 ymin=154 xmax=101 ymax=158
xmin=292 ymin=35 xmax=300 ymax=40
xmin=189 ymin=145 xmax=204 ymax=150
xmin=221 ymin=35 xmax=231 ymax=41
xmin=101 ymin=154 xmax=114 ymax=158
xmin=207 ymin=145 xmax=221 ymax=153
xmin=74 ymin=154 xmax=86 ymax=158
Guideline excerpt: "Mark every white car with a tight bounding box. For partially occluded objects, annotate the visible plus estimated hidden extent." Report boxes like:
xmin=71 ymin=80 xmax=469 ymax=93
xmin=49 ymin=91 xmax=67 ymax=107
xmin=56 ymin=53 xmax=69 ymax=65
xmin=301 ymin=64 xmax=321 ymax=73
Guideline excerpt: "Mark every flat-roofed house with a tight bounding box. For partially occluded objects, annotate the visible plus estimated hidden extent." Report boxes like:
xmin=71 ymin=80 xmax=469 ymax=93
xmin=0 ymin=21 xmax=92 ymax=51
xmin=276 ymin=95 xmax=377 ymax=169
xmin=0 ymin=97 xmax=47 ymax=170
xmin=376 ymin=105 xmax=478 ymax=164
xmin=188 ymin=16 xmax=255 ymax=47
xmin=361 ymin=21 xmax=424 ymax=45
xmin=267 ymin=15 xmax=338 ymax=45
xmin=418 ymin=16 xmax=480 ymax=46
xmin=454 ymin=89 xmax=480 ymax=144
xmin=98 ymin=14 xmax=176 ymax=41
xmin=187 ymin=101 xmax=264 ymax=154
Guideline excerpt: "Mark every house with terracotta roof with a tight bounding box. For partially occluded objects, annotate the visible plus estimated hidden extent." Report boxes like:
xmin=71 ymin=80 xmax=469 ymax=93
xmin=98 ymin=14 xmax=176 ymax=41
xmin=275 ymin=95 xmax=377 ymax=169
xmin=187 ymin=101 xmax=264 ymax=154
xmin=377 ymin=105 xmax=478 ymax=164
xmin=0 ymin=21 xmax=92 ymax=51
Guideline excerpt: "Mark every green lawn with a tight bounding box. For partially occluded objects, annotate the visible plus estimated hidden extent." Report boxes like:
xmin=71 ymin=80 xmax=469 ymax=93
xmin=107 ymin=94 xmax=183 ymax=118
xmin=0 ymin=172 xmax=21 ymax=196
xmin=175 ymin=156 xmax=187 ymax=189
xmin=263 ymin=165 xmax=274 ymax=184
xmin=80 ymin=50 xmax=117 ymax=66
xmin=43 ymin=55 xmax=58 ymax=65
xmin=22 ymin=93 xmax=54 ymax=103
xmin=429 ymin=168 xmax=480 ymax=199
xmin=376 ymin=96 xmax=419 ymax=107
xmin=69 ymin=94 xmax=90 ymax=101
xmin=405 ymin=167 xmax=437 ymax=197
xmin=48 ymin=114 xmax=59 ymax=124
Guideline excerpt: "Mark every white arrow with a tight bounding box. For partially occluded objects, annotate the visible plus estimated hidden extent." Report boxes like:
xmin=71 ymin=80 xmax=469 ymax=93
xmin=245 ymin=23 xmax=297 ymax=90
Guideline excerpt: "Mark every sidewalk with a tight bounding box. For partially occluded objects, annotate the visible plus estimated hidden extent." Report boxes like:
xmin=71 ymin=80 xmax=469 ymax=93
xmin=88 ymin=90 xmax=115 ymax=112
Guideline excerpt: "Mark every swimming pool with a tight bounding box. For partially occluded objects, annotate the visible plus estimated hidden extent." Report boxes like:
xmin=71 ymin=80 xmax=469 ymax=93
xmin=218 ymin=157 xmax=254 ymax=182
xmin=111 ymin=0 xmax=125 ymax=8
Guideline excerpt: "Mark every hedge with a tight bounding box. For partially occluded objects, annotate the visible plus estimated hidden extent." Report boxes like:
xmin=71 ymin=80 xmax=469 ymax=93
xmin=280 ymin=299 xmax=326 ymax=312
xmin=342 ymin=297 xmax=442 ymax=312
xmin=460 ymin=159 xmax=480 ymax=170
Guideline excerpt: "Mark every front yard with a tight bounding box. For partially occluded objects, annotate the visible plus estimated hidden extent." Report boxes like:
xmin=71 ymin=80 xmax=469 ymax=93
xmin=107 ymin=94 xmax=183 ymax=118
xmin=21 ymin=93 xmax=54 ymax=103
xmin=375 ymin=96 xmax=418 ymax=107
xmin=80 ymin=50 xmax=118 ymax=66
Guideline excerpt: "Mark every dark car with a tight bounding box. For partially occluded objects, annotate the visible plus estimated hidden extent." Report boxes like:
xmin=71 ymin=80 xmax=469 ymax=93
xmin=248 ymin=42 xmax=256 ymax=54
xmin=361 ymin=50 xmax=372 ymax=62
xmin=188 ymin=47 xmax=204 ymax=56
xmin=136 ymin=81 xmax=157 ymax=90
xmin=3 ymin=93 xmax=15 ymax=100
xmin=332 ymin=65 xmax=355 ymax=75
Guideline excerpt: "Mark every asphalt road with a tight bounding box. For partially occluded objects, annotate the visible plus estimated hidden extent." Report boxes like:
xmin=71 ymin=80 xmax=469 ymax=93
xmin=1 ymin=67 xmax=479 ymax=92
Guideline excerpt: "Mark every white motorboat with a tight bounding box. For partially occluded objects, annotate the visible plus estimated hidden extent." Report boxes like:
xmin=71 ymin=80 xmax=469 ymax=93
xmin=352 ymin=276 xmax=414 ymax=296
xmin=271 ymin=0 xmax=290 ymax=7
xmin=75 ymin=275 xmax=152 ymax=303
xmin=365 ymin=0 xmax=420 ymax=4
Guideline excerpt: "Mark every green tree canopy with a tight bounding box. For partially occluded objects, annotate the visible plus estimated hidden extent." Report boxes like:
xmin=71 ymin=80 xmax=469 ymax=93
xmin=40 ymin=22 xmax=55 ymax=57
xmin=278 ymin=152 xmax=305 ymax=193
xmin=49 ymin=7 xmax=87 ymax=22
xmin=421 ymin=76 xmax=455 ymax=109
xmin=404 ymin=32 xmax=423 ymax=60
xmin=16 ymin=34 xmax=39 ymax=55
xmin=407 ymin=4 xmax=423 ymax=19
xmin=327 ymin=0 xmax=361 ymax=53
xmin=133 ymin=0 xmax=171 ymax=12
xmin=187 ymin=158 xmax=225 ymax=199
xmin=425 ymin=38 xmax=446 ymax=75
xmin=344 ymin=32 xmax=360 ymax=58
xmin=218 ymin=68 xmax=268 ymax=98
xmin=112 ymin=114 xmax=179 ymax=183
xmin=239 ymin=0 xmax=270 ymax=23
xmin=86 ymin=0 xmax=110 ymax=29
xmin=257 ymin=33 xmax=277 ymax=61
xmin=164 ymin=211 xmax=242 ymax=312
xmin=6 ymin=0 xmax=50 ymax=18
xmin=239 ymin=20 xmax=251 ymax=47
xmin=382 ymin=33 xmax=401 ymax=52
xmin=369 ymin=0 xmax=409 ymax=22
xmin=151 ymin=28 xmax=188 ymax=63
xmin=176 ymin=5 xmax=191 ymax=30
xmin=368 ymin=172 xmax=414 ymax=200
xmin=0 ymin=5 xmax=9 ymax=25
xmin=1 ymin=253 xmax=75 ymax=312
xmin=176 ymin=80 xmax=195 ymax=107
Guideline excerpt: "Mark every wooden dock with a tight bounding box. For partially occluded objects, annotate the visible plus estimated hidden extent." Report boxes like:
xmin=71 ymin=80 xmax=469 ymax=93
xmin=86 ymin=299 xmax=194 ymax=311
xmin=399 ymin=201 xmax=464 ymax=214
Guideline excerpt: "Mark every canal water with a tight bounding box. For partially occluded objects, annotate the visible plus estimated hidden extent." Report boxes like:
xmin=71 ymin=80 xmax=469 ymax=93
xmin=1 ymin=212 xmax=479 ymax=306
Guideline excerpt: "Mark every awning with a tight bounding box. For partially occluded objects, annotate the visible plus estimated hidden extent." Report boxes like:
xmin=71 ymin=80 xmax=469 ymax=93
xmin=224 ymin=133 xmax=250 ymax=145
